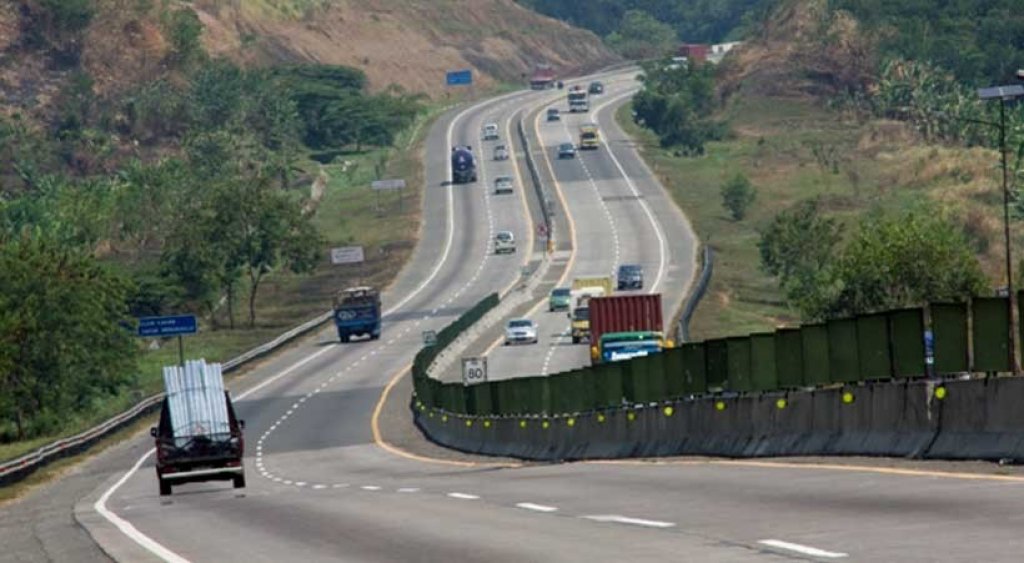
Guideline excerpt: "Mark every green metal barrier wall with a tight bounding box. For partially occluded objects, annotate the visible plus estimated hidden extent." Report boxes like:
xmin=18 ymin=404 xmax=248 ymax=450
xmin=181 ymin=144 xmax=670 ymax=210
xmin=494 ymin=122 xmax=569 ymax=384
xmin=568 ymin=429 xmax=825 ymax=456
xmin=973 ymin=297 xmax=1010 ymax=372
xmin=415 ymin=297 xmax=1013 ymax=418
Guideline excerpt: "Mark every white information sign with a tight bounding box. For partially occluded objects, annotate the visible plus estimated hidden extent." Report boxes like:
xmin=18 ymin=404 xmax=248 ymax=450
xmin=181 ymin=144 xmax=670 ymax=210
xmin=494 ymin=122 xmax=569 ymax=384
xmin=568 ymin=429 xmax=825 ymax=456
xmin=330 ymin=246 xmax=365 ymax=265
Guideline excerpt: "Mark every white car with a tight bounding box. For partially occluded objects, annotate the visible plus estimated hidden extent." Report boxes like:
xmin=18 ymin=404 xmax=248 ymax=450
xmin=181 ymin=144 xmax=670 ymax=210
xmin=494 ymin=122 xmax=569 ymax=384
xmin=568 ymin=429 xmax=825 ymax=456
xmin=493 ymin=144 xmax=509 ymax=161
xmin=504 ymin=318 xmax=538 ymax=345
xmin=482 ymin=123 xmax=500 ymax=141
xmin=494 ymin=175 xmax=514 ymax=195
xmin=494 ymin=230 xmax=516 ymax=254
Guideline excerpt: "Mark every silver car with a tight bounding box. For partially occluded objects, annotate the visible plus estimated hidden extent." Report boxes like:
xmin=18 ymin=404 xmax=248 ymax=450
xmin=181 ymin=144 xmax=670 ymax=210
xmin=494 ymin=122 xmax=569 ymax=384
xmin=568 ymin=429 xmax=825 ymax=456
xmin=504 ymin=318 xmax=538 ymax=345
xmin=493 ymin=145 xmax=509 ymax=161
xmin=482 ymin=123 xmax=500 ymax=141
xmin=494 ymin=175 xmax=514 ymax=195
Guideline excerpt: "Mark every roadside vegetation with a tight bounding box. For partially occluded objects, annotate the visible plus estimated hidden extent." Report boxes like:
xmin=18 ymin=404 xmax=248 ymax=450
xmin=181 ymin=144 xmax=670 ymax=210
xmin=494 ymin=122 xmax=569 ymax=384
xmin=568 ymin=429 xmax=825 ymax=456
xmin=0 ymin=2 xmax=427 ymax=451
xmin=613 ymin=0 xmax=1024 ymax=339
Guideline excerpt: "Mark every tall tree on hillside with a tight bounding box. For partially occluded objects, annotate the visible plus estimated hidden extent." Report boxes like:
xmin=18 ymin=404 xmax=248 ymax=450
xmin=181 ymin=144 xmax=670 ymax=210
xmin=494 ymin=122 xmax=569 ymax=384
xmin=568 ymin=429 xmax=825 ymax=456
xmin=606 ymin=10 xmax=678 ymax=60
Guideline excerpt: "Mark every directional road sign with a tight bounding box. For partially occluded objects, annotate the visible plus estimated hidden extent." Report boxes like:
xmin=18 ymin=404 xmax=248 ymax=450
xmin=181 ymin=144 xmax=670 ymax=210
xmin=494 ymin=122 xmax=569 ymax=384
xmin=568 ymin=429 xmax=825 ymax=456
xmin=462 ymin=356 xmax=488 ymax=385
xmin=372 ymin=179 xmax=406 ymax=191
xmin=137 ymin=315 xmax=197 ymax=337
xmin=331 ymin=246 xmax=365 ymax=265
xmin=446 ymin=69 xmax=473 ymax=86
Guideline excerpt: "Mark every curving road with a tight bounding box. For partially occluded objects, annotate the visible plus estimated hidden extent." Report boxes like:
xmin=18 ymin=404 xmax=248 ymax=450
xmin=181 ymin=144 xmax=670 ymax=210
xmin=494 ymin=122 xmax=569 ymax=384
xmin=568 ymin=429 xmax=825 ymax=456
xmin=480 ymin=75 xmax=697 ymax=382
xmin=5 ymin=70 xmax=1024 ymax=563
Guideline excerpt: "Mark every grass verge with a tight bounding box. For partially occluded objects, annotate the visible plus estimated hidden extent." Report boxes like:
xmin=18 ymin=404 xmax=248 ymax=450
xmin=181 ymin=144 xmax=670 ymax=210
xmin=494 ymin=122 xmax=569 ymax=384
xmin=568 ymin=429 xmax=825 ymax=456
xmin=617 ymin=93 xmax=1019 ymax=341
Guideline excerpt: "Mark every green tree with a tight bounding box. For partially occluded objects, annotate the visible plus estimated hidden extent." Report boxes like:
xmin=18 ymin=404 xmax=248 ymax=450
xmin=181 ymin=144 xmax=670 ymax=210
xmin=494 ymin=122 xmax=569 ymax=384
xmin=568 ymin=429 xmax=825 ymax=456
xmin=801 ymin=208 xmax=987 ymax=319
xmin=720 ymin=173 xmax=755 ymax=220
xmin=606 ymin=10 xmax=677 ymax=60
xmin=759 ymin=198 xmax=842 ymax=288
xmin=0 ymin=231 xmax=137 ymax=440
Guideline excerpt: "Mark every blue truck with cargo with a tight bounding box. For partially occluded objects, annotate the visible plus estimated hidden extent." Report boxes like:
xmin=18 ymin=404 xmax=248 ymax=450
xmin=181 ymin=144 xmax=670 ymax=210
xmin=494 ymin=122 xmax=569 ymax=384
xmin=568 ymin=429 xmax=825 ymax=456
xmin=333 ymin=286 xmax=382 ymax=343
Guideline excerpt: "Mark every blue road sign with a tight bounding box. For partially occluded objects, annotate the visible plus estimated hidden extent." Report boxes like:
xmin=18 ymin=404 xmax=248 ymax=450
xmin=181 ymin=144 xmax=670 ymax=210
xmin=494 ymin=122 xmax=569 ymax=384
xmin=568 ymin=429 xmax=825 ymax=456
xmin=137 ymin=315 xmax=198 ymax=337
xmin=446 ymin=69 xmax=473 ymax=86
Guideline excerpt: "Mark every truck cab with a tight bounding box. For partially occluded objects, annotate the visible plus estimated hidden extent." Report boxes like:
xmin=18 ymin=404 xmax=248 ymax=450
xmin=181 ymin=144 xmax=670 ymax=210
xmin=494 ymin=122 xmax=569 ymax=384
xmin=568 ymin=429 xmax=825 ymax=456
xmin=333 ymin=286 xmax=382 ymax=343
xmin=579 ymin=123 xmax=600 ymax=150
xmin=451 ymin=146 xmax=477 ymax=184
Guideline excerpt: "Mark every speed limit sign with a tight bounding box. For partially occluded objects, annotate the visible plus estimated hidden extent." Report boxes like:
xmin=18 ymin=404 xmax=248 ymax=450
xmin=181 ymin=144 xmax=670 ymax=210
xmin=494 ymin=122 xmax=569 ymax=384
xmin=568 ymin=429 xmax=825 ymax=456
xmin=462 ymin=357 xmax=488 ymax=385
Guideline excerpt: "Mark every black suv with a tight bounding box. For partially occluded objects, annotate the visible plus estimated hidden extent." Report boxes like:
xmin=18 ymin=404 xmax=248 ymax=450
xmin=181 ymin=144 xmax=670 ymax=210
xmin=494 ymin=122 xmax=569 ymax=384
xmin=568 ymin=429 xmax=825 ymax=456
xmin=617 ymin=264 xmax=644 ymax=290
xmin=588 ymin=81 xmax=604 ymax=95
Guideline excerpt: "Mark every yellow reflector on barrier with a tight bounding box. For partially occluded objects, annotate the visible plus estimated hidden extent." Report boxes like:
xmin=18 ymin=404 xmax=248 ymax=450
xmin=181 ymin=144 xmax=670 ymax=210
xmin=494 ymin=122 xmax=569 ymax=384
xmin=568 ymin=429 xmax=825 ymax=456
xmin=442 ymin=415 xmax=448 ymax=423
xmin=519 ymin=420 xmax=527 ymax=428
xmin=465 ymin=420 xmax=473 ymax=427
xmin=715 ymin=401 xmax=726 ymax=411
xmin=627 ymin=412 xmax=636 ymax=422
xmin=935 ymin=386 xmax=947 ymax=400
xmin=597 ymin=413 xmax=606 ymax=423
xmin=484 ymin=420 xmax=492 ymax=428
xmin=842 ymin=391 xmax=855 ymax=404
xmin=542 ymin=421 xmax=550 ymax=429
xmin=776 ymin=398 xmax=787 ymax=409
xmin=567 ymin=418 xmax=576 ymax=427
xmin=663 ymin=406 xmax=674 ymax=417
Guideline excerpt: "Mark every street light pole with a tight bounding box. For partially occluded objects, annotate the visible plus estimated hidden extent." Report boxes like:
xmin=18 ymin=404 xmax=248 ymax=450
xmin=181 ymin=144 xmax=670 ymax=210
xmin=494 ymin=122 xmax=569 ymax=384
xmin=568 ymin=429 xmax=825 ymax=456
xmin=999 ymin=99 xmax=1016 ymax=374
xmin=979 ymin=83 xmax=1024 ymax=375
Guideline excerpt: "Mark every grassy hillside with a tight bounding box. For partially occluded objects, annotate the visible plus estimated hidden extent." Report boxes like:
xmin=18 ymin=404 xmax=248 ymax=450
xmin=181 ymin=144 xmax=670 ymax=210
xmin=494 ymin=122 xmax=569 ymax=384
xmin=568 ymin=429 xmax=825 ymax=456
xmin=194 ymin=0 xmax=618 ymax=94
xmin=617 ymin=0 xmax=1020 ymax=339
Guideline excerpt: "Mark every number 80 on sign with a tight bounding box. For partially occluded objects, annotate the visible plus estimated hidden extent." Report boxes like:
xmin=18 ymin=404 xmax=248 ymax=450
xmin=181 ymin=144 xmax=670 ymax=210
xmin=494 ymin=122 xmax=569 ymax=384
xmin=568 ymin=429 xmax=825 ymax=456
xmin=462 ymin=357 xmax=488 ymax=385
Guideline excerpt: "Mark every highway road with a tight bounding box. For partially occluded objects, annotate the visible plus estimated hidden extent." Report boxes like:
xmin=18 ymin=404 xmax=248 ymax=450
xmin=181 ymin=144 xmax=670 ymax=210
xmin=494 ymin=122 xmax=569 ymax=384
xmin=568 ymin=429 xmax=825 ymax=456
xmin=6 ymin=70 xmax=1024 ymax=563
xmin=480 ymin=74 xmax=697 ymax=382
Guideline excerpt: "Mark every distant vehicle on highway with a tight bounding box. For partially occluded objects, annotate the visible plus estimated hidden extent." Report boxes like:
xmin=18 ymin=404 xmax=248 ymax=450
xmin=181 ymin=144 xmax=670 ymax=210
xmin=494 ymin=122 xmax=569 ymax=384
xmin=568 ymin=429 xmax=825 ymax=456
xmin=588 ymin=81 xmax=604 ymax=95
xmin=482 ymin=123 xmax=500 ymax=141
xmin=579 ymin=123 xmax=600 ymax=150
xmin=546 ymin=107 xmax=561 ymax=122
xmin=617 ymin=264 xmax=644 ymax=290
xmin=451 ymin=146 xmax=477 ymax=184
xmin=504 ymin=318 xmax=538 ymax=345
xmin=558 ymin=142 xmax=576 ymax=159
xmin=494 ymin=175 xmax=515 ymax=195
xmin=333 ymin=286 xmax=381 ymax=342
xmin=548 ymin=287 xmax=572 ymax=312
xmin=493 ymin=144 xmax=509 ymax=160
xmin=494 ymin=230 xmax=516 ymax=254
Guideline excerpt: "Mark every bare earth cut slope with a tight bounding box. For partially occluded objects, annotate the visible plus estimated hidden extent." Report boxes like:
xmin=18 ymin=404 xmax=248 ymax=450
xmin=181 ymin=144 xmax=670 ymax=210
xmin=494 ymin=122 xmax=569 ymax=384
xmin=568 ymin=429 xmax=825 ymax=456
xmin=195 ymin=0 xmax=619 ymax=94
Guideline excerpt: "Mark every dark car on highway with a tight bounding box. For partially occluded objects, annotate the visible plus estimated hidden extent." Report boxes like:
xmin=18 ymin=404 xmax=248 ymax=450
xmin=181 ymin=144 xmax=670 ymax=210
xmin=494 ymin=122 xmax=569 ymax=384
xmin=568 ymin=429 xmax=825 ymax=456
xmin=558 ymin=142 xmax=576 ymax=159
xmin=617 ymin=264 xmax=644 ymax=290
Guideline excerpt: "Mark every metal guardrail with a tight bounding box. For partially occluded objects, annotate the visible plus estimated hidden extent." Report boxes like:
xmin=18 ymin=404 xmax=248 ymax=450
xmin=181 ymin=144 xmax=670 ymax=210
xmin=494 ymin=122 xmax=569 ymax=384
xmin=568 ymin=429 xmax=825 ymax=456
xmin=677 ymin=246 xmax=714 ymax=343
xmin=0 ymin=310 xmax=333 ymax=487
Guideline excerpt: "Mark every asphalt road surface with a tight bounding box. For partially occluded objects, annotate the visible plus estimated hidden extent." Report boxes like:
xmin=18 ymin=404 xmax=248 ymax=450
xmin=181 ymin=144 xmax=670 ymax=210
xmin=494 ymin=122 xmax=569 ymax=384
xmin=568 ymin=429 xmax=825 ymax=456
xmin=481 ymin=74 xmax=697 ymax=382
xmin=5 ymin=71 xmax=1024 ymax=563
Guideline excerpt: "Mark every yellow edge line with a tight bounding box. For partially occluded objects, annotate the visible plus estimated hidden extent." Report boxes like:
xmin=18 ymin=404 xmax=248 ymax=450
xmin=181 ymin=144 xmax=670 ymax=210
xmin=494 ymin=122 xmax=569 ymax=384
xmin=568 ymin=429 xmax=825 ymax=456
xmin=371 ymin=363 xmax=521 ymax=469
xmin=590 ymin=458 xmax=1024 ymax=483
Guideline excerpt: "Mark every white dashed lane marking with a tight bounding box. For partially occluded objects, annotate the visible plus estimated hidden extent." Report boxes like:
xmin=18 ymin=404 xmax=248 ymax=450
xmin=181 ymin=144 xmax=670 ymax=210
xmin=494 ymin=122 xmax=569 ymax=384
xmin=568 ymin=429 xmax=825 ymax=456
xmin=516 ymin=502 xmax=558 ymax=513
xmin=582 ymin=515 xmax=675 ymax=528
xmin=758 ymin=540 xmax=848 ymax=559
xmin=361 ymin=485 xmax=382 ymax=491
xmin=447 ymin=492 xmax=480 ymax=500
xmin=397 ymin=488 xmax=421 ymax=493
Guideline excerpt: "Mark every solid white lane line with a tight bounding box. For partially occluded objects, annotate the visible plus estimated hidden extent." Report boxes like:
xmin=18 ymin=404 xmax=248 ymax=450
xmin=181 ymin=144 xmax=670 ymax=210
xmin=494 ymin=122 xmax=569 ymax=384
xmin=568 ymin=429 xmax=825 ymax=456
xmin=758 ymin=540 xmax=848 ymax=559
xmin=590 ymin=90 xmax=669 ymax=293
xmin=582 ymin=515 xmax=675 ymax=528
xmin=516 ymin=502 xmax=558 ymax=513
xmin=447 ymin=492 xmax=480 ymax=500
xmin=93 ymin=448 xmax=189 ymax=563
